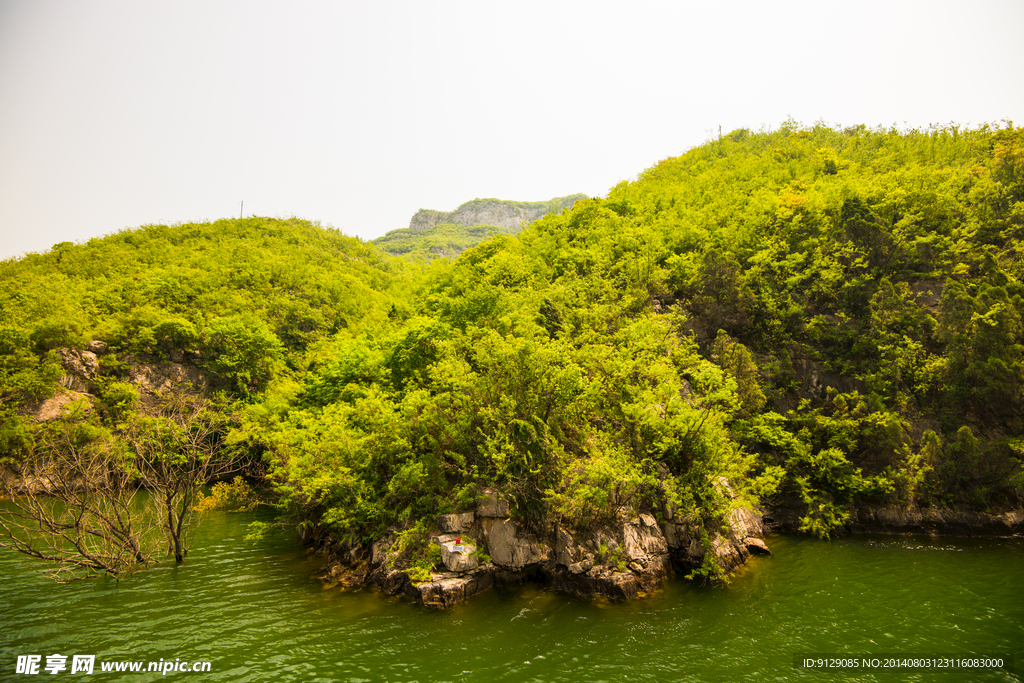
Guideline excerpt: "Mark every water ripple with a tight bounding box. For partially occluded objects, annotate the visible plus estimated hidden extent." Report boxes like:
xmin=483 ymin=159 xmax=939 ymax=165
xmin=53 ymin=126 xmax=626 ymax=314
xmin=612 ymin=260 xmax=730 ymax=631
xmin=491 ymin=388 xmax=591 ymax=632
xmin=1 ymin=518 xmax=1021 ymax=682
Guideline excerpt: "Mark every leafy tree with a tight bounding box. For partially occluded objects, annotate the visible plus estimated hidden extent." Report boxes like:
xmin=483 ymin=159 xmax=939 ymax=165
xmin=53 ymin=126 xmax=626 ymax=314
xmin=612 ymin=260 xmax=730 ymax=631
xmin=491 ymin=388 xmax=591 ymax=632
xmin=203 ymin=315 xmax=285 ymax=397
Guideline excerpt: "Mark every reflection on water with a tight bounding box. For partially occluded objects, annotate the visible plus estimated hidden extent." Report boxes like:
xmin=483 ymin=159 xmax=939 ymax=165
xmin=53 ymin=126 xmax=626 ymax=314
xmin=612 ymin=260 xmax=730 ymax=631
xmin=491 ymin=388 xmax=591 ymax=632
xmin=1 ymin=509 xmax=1021 ymax=682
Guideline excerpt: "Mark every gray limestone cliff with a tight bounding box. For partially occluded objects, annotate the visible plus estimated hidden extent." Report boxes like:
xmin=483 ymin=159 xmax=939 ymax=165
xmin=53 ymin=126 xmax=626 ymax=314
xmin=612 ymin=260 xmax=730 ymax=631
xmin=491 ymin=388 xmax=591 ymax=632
xmin=312 ymin=485 xmax=772 ymax=610
xmin=373 ymin=195 xmax=587 ymax=260
xmin=407 ymin=196 xmax=583 ymax=233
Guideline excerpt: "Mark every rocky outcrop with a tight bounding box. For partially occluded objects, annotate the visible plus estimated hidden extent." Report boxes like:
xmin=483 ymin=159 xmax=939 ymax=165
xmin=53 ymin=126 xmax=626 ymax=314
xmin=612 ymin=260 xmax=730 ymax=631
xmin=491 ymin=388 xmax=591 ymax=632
xmin=407 ymin=196 xmax=585 ymax=233
xmin=314 ymin=485 xmax=771 ymax=610
xmin=765 ymin=501 xmax=1024 ymax=537
xmin=17 ymin=344 xmax=105 ymax=423
xmin=24 ymin=345 xmax=211 ymax=423
xmin=476 ymin=489 xmax=510 ymax=518
xmin=553 ymin=514 xmax=674 ymax=599
xmin=482 ymin=518 xmax=550 ymax=570
xmin=124 ymin=355 xmax=209 ymax=411
xmin=407 ymin=203 xmax=530 ymax=233
xmin=318 ymin=545 xmax=373 ymax=590
xmin=57 ymin=348 xmax=100 ymax=392
xmin=439 ymin=539 xmax=479 ymax=572
xmin=435 ymin=512 xmax=475 ymax=533
xmin=622 ymin=514 xmax=672 ymax=588
xmin=849 ymin=505 xmax=1024 ymax=536
xmin=30 ymin=389 xmax=93 ymax=422
xmin=659 ymin=478 xmax=774 ymax=575
xmin=745 ymin=538 xmax=771 ymax=554
xmin=404 ymin=569 xmax=495 ymax=610
xmin=552 ymin=568 xmax=644 ymax=601
xmin=85 ymin=340 xmax=109 ymax=355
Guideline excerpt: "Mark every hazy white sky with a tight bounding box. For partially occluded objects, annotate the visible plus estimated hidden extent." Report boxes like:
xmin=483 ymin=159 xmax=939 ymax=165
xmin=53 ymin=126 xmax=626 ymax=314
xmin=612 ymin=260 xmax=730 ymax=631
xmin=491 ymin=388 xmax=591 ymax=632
xmin=1 ymin=0 xmax=1022 ymax=260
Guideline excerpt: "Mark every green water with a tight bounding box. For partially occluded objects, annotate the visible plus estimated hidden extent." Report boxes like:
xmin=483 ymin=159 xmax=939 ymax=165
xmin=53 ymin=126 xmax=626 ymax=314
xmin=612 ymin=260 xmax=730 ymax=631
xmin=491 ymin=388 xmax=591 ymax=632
xmin=1 ymin=510 xmax=1021 ymax=682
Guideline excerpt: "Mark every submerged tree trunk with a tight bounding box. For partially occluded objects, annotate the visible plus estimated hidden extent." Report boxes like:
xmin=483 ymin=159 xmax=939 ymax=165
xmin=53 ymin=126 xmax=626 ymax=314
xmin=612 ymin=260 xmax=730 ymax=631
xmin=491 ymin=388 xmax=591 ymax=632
xmin=1 ymin=389 xmax=236 ymax=580
xmin=0 ymin=409 xmax=157 ymax=581
xmin=127 ymin=389 xmax=235 ymax=565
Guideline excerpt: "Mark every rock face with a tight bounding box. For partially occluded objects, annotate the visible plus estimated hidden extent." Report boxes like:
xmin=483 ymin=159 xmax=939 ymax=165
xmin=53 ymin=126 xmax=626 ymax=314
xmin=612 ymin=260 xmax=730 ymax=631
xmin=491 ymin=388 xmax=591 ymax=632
xmin=405 ymin=570 xmax=495 ymax=610
xmin=407 ymin=196 xmax=585 ymax=234
xmin=657 ymin=480 xmax=774 ymax=576
xmin=483 ymin=519 xmax=550 ymax=570
xmin=849 ymin=505 xmax=1024 ymax=536
xmin=25 ymin=346 xmax=211 ymax=423
xmin=476 ymin=489 xmax=510 ymax=518
xmin=552 ymin=515 xmax=674 ymax=599
xmin=31 ymin=389 xmax=92 ymax=422
xmin=127 ymin=356 xmax=207 ymax=393
xmin=86 ymin=340 xmax=109 ymax=355
xmin=57 ymin=348 xmax=100 ymax=392
xmin=555 ymin=527 xmax=578 ymax=567
xmin=440 ymin=541 xmax=479 ymax=572
xmin=123 ymin=356 xmax=209 ymax=412
xmin=435 ymin=512 xmax=475 ymax=533
xmin=314 ymin=484 xmax=772 ymax=610
xmin=623 ymin=515 xmax=672 ymax=587
xmin=744 ymin=538 xmax=771 ymax=555
xmin=553 ymin=569 xmax=643 ymax=601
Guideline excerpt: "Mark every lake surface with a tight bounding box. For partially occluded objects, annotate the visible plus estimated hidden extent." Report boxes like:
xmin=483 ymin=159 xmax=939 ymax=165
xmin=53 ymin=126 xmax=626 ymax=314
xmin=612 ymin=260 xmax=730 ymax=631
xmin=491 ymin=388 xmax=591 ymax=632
xmin=1 ymin=509 xmax=1021 ymax=682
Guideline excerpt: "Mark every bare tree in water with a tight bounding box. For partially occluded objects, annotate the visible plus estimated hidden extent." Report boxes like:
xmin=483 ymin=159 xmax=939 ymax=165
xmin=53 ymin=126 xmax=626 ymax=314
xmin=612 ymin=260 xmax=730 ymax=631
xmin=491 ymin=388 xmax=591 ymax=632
xmin=0 ymin=389 xmax=237 ymax=579
xmin=0 ymin=402 xmax=155 ymax=581
xmin=124 ymin=389 xmax=235 ymax=562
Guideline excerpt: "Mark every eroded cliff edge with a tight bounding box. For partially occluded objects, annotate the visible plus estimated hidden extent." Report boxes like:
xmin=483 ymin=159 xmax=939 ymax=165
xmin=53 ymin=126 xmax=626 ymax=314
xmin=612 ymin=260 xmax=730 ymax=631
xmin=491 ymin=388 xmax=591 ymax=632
xmin=406 ymin=197 xmax=585 ymax=234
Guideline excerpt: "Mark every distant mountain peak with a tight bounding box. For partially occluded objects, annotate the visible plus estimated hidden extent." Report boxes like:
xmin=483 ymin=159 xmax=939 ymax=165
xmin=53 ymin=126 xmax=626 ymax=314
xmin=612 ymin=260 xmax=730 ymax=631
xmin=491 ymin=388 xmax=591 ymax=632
xmin=374 ymin=194 xmax=586 ymax=260
xmin=407 ymin=195 xmax=587 ymax=233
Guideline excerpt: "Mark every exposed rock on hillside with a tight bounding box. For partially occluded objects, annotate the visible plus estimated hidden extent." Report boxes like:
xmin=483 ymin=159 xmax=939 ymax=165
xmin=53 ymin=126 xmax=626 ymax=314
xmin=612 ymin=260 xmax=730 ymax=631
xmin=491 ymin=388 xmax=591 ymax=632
xmin=373 ymin=196 xmax=587 ymax=259
xmin=31 ymin=389 xmax=93 ymax=422
xmin=57 ymin=348 xmax=100 ymax=393
xmin=123 ymin=355 xmax=209 ymax=411
xmin=407 ymin=196 xmax=585 ymax=233
xmin=22 ymin=344 xmax=211 ymax=422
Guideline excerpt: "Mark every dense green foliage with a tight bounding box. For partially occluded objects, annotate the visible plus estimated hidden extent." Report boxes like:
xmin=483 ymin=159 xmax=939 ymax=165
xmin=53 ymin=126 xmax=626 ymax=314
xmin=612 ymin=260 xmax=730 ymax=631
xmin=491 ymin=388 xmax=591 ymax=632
xmin=0 ymin=218 xmax=398 ymax=402
xmin=3 ymin=123 xmax=1023 ymax=581
xmin=372 ymin=222 xmax=517 ymax=260
xmin=269 ymin=122 xmax=1022 ymax=547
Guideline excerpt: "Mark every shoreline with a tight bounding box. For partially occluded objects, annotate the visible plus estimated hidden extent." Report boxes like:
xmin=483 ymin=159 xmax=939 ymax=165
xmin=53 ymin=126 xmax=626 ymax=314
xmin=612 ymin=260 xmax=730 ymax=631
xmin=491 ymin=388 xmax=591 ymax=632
xmin=311 ymin=501 xmax=1023 ymax=610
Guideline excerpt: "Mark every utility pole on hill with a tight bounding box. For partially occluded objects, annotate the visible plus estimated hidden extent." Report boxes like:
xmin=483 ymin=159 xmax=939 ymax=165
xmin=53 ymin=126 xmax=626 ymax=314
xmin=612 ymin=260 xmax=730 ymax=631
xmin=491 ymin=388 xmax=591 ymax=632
xmin=240 ymin=201 xmax=243 ymax=219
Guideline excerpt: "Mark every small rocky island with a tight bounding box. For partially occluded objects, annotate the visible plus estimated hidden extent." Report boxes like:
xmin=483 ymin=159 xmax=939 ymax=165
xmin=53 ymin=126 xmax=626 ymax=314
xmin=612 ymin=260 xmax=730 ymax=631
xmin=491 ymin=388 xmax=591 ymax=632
xmin=316 ymin=487 xmax=770 ymax=610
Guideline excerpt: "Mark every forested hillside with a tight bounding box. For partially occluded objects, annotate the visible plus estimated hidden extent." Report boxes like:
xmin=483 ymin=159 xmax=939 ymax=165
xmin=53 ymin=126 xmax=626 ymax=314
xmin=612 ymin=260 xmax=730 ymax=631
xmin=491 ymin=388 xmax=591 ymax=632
xmin=2 ymin=122 xmax=1022 ymax=586
xmin=0 ymin=218 xmax=399 ymax=399
xmin=260 ymin=123 xmax=1023 ymax=551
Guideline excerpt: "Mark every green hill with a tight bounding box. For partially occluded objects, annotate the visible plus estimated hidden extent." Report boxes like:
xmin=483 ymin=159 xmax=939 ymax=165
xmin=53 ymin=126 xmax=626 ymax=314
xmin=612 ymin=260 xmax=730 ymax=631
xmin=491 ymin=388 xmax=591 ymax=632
xmin=2 ymin=122 xmax=1022 ymax=588
xmin=276 ymin=122 xmax=1023 ymax=548
xmin=0 ymin=217 xmax=400 ymax=405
